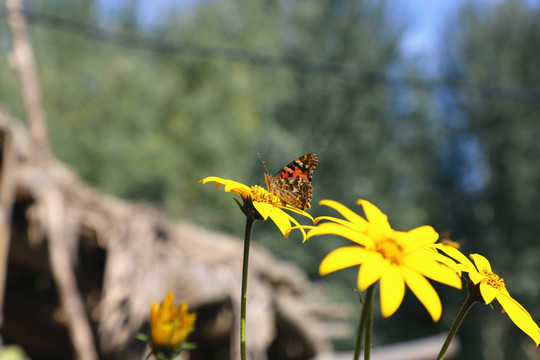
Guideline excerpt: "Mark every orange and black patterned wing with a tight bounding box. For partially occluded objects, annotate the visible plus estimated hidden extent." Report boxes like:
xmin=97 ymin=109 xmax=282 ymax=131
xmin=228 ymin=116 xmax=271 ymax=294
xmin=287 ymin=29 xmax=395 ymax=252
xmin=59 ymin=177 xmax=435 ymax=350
xmin=270 ymin=177 xmax=313 ymax=210
xmin=274 ymin=153 xmax=317 ymax=181
xmin=265 ymin=153 xmax=318 ymax=210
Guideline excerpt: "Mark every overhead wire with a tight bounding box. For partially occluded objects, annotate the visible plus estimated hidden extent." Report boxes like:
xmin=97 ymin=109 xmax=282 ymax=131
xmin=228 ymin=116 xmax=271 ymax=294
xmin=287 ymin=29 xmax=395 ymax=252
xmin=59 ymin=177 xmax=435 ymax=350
xmin=1 ymin=8 xmax=540 ymax=102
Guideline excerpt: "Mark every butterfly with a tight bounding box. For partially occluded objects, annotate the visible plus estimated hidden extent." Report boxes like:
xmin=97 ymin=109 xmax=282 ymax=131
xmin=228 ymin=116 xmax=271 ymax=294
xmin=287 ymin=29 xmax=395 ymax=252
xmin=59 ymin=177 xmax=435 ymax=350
xmin=263 ymin=153 xmax=318 ymax=210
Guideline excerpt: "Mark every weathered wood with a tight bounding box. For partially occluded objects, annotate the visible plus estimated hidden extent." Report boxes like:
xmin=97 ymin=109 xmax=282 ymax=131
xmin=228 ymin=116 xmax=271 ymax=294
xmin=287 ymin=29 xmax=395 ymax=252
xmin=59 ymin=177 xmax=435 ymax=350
xmin=0 ymin=108 xmax=347 ymax=359
xmin=0 ymin=127 xmax=17 ymax=325
xmin=6 ymin=0 xmax=49 ymax=152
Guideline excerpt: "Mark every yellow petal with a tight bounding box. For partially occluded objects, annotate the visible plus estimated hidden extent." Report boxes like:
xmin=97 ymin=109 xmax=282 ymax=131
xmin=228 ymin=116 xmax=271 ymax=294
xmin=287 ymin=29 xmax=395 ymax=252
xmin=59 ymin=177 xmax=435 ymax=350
xmin=402 ymin=267 xmax=442 ymax=322
xmin=319 ymin=246 xmax=367 ymax=275
xmin=399 ymin=226 xmax=439 ymax=251
xmin=200 ymin=176 xmax=251 ymax=198
xmin=148 ymin=293 xmax=197 ymax=349
xmin=479 ymin=281 xmax=498 ymax=304
xmin=267 ymin=207 xmax=292 ymax=236
xmin=319 ymin=200 xmax=369 ymax=228
xmin=307 ymin=223 xmax=373 ymax=247
xmin=253 ymin=201 xmax=273 ymax=220
xmin=499 ymin=288 xmax=531 ymax=316
xmin=163 ymin=291 xmax=174 ymax=306
xmin=433 ymin=244 xmax=476 ymax=272
xmin=357 ymin=252 xmax=386 ymax=290
xmin=497 ymin=293 xmax=540 ymax=346
xmin=153 ymin=323 xmax=174 ymax=346
xmin=470 ymin=253 xmax=492 ymax=273
xmin=379 ymin=265 xmax=405 ymax=318
xmin=357 ymin=200 xmax=392 ymax=233
xmin=280 ymin=204 xmax=314 ymax=221
xmin=422 ymin=248 xmax=463 ymax=276
xmin=468 ymin=271 xmax=485 ymax=285
xmin=199 ymin=176 xmax=225 ymax=185
xmin=404 ymin=252 xmax=462 ymax=289
xmin=313 ymin=216 xmax=364 ymax=231
xmin=150 ymin=300 xmax=159 ymax=328
xmin=285 ymin=216 xmax=307 ymax=241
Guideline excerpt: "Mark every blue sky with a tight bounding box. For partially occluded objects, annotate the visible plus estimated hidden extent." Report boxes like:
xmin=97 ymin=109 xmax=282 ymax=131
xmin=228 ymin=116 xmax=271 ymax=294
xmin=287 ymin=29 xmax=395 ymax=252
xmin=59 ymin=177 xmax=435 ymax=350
xmin=96 ymin=0 xmax=540 ymax=75
xmin=387 ymin=0 xmax=509 ymax=74
xmin=393 ymin=0 xmax=539 ymax=58
xmin=93 ymin=0 xmax=520 ymax=193
xmin=390 ymin=0 xmax=468 ymax=58
xmin=96 ymin=0 xmax=505 ymax=64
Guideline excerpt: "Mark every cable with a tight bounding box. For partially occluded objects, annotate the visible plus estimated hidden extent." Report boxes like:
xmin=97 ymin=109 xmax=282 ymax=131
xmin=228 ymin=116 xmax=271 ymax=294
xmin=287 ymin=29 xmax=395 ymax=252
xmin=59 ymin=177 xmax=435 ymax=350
xmin=2 ymin=8 xmax=540 ymax=102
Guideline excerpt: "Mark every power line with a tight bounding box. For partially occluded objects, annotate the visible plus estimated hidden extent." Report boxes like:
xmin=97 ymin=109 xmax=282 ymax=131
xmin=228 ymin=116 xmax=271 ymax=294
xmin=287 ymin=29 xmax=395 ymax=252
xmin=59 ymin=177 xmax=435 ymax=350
xmin=2 ymin=8 xmax=540 ymax=102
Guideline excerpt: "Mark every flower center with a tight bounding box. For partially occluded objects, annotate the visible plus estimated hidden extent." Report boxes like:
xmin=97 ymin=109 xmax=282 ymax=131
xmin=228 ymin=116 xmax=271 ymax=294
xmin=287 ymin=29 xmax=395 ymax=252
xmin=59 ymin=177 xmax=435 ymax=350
xmin=375 ymin=233 xmax=403 ymax=264
xmin=481 ymin=269 xmax=506 ymax=291
xmin=250 ymin=185 xmax=283 ymax=206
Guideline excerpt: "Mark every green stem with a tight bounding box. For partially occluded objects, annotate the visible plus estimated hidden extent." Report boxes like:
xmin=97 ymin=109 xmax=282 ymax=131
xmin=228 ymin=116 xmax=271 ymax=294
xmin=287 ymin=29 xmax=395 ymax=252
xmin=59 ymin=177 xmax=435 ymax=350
xmin=353 ymin=291 xmax=367 ymax=360
xmin=363 ymin=284 xmax=375 ymax=360
xmin=240 ymin=214 xmax=255 ymax=360
xmin=436 ymin=293 xmax=476 ymax=360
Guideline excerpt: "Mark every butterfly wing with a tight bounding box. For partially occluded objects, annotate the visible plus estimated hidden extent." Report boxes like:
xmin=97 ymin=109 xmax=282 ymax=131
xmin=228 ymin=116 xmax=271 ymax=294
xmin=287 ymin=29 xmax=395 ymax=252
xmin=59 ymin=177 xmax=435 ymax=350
xmin=274 ymin=153 xmax=317 ymax=180
xmin=270 ymin=177 xmax=313 ymax=210
xmin=266 ymin=153 xmax=318 ymax=210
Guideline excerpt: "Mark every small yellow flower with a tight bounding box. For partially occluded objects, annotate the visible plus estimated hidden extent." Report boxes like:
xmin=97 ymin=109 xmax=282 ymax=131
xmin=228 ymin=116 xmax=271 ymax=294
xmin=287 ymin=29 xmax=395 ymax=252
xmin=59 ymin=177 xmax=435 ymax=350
xmin=308 ymin=199 xmax=462 ymax=321
xmin=200 ymin=176 xmax=313 ymax=240
xmin=435 ymin=248 xmax=540 ymax=346
xmin=149 ymin=291 xmax=196 ymax=351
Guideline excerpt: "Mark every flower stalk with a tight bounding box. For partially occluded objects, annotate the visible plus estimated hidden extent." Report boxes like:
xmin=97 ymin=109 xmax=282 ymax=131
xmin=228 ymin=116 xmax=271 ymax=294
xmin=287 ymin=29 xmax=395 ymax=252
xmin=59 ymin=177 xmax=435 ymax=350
xmin=363 ymin=284 xmax=375 ymax=360
xmin=201 ymin=176 xmax=313 ymax=359
xmin=437 ymin=282 xmax=479 ymax=360
xmin=353 ymin=290 xmax=366 ymax=360
xmin=352 ymin=285 xmax=375 ymax=360
xmin=240 ymin=208 xmax=256 ymax=360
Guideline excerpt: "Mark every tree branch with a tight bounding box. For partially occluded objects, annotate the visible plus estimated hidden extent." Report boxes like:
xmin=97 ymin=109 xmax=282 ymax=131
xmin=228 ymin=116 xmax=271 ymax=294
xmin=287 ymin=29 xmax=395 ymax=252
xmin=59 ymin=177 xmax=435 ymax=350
xmin=6 ymin=0 xmax=49 ymax=152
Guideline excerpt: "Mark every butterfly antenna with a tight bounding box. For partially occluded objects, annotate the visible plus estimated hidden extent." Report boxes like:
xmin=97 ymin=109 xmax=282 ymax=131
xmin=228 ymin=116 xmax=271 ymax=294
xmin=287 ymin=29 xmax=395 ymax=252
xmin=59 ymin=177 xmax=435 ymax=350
xmin=258 ymin=153 xmax=270 ymax=174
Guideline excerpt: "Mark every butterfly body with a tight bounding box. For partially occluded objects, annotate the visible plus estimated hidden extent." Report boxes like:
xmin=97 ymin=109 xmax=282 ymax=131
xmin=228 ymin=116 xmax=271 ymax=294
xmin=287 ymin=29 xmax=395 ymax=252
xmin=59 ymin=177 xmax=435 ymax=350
xmin=264 ymin=153 xmax=318 ymax=210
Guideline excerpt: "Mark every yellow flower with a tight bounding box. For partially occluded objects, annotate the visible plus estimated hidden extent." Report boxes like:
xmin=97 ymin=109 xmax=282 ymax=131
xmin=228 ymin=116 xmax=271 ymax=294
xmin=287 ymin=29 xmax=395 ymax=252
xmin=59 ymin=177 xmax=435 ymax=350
xmin=435 ymin=248 xmax=540 ymax=346
xmin=150 ymin=291 xmax=197 ymax=350
xmin=308 ymin=199 xmax=462 ymax=321
xmin=200 ymin=176 xmax=313 ymax=240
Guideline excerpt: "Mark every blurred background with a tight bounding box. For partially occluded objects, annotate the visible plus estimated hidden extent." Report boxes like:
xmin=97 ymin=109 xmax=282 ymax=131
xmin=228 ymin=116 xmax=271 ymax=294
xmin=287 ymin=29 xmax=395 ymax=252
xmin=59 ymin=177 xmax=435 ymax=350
xmin=1 ymin=0 xmax=540 ymax=359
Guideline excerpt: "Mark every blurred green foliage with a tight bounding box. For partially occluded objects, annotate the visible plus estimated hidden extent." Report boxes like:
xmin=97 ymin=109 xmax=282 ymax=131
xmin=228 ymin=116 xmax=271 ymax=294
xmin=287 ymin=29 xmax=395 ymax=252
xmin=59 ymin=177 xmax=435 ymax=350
xmin=439 ymin=1 xmax=540 ymax=357
xmin=1 ymin=0 xmax=540 ymax=358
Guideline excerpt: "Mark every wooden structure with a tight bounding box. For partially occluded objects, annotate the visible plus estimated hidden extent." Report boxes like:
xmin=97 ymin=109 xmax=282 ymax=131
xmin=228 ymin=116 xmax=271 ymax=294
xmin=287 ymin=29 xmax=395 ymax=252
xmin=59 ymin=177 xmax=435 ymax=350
xmin=0 ymin=109 xmax=349 ymax=359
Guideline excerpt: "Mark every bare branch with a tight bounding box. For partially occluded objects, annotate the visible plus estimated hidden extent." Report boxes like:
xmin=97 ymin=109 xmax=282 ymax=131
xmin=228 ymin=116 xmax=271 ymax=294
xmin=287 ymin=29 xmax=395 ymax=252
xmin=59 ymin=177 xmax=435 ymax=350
xmin=6 ymin=0 xmax=49 ymax=152
xmin=0 ymin=126 xmax=16 ymax=326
